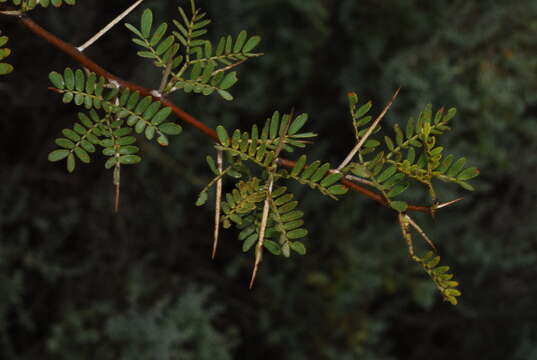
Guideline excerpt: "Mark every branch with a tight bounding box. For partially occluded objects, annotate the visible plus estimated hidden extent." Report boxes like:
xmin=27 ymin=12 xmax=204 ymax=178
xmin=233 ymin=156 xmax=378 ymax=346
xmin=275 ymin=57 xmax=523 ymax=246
xmin=10 ymin=14 xmax=437 ymax=214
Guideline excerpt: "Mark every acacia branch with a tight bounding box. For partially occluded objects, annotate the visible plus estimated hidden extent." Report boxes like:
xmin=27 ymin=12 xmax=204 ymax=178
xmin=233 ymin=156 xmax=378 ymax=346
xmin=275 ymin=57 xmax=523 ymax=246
xmin=9 ymin=13 xmax=437 ymax=214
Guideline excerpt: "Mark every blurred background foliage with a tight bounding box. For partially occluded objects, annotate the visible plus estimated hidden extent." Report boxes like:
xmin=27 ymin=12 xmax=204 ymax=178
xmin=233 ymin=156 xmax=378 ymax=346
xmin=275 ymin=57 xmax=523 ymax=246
xmin=1 ymin=0 xmax=537 ymax=359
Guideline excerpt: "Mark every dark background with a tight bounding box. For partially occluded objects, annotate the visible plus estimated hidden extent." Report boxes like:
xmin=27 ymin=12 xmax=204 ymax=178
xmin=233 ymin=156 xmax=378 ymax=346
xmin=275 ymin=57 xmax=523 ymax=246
xmin=1 ymin=1 xmax=537 ymax=359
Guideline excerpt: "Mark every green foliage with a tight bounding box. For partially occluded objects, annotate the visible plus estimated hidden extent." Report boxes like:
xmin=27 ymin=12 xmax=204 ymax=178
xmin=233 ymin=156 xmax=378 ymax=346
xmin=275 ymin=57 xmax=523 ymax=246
xmin=283 ymin=157 xmax=349 ymax=200
xmin=346 ymin=97 xmax=479 ymax=204
xmin=125 ymin=3 xmax=262 ymax=100
xmin=0 ymin=0 xmax=76 ymax=11
xmin=229 ymin=185 xmax=308 ymax=258
xmin=416 ymin=251 xmax=461 ymax=305
xmin=47 ymin=68 xmax=181 ymax=173
xmin=47 ymin=110 xmax=144 ymax=173
xmin=0 ymin=34 xmax=13 ymax=75
xmin=341 ymin=93 xmax=479 ymax=303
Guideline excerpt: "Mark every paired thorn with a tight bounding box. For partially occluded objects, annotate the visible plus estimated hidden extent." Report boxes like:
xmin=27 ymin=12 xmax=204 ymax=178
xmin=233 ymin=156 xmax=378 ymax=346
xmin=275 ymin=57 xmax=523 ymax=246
xmin=337 ymin=87 xmax=401 ymax=171
xmin=405 ymin=214 xmax=437 ymax=252
xmin=435 ymin=197 xmax=464 ymax=210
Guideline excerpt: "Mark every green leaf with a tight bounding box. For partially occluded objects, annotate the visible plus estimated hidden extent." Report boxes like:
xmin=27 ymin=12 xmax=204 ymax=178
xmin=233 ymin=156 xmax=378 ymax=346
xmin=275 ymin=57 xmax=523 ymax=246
xmin=310 ymin=163 xmax=330 ymax=183
xmin=64 ymin=67 xmax=75 ymax=90
xmin=66 ymin=153 xmax=76 ymax=173
xmin=151 ymin=106 xmax=172 ymax=125
xmin=301 ymin=160 xmax=320 ymax=180
xmin=289 ymin=114 xmax=308 ymax=135
xmin=390 ymin=201 xmax=408 ymax=212
xmin=134 ymin=96 xmax=153 ymax=114
xmin=458 ymin=181 xmax=475 ymax=191
xmin=384 ymin=136 xmax=395 ymax=151
xmin=447 ymin=157 xmax=466 ymax=177
xmin=141 ymin=9 xmax=153 ymax=38
xmin=233 ymin=31 xmax=248 ymax=53
xmin=433 ymin=266 xmax=450 ymax=275
xmin=0 ymin=63 xmax=14 ymax=75
xmin=242 ymin=234 xmax=257 ymax=252
xmin=119 ymin=146 xmax=139 ymax=155
xmin=445 ymin=288 xmax=461 ymax=297
xmin=0 ymin=36 xmax=7 ymax=47
xmin=62 ymin=129 xmax=80 ymax=142
xmin=74 ymin=147 xmax=90 ymax=163
xmin=386 ymin=182 xmax=409 ymax=198
xmin=219 ymin=72 xmax=238 ymax=90
xmin=142 ymin=101 xmax=161 ymax=121
xmin=457 ymin=167 xmax=480 ymax=181
xmin=263 ymin=240 xmax=281 ymax=255
xmin=119 ymin=155 xmax=142 ymax=165
xmin=269 ymin=111 xmax=280 ymax=139
xmin=377 ymin=165 xmax=397 ymax=183
xmin=216 ymin=125 xmax=229 ymax=146
xmin=320 ymin=173 xmax=342 ymax=188
xmin=328 ymin=185 xmax=348 ymax=196
xmin=290 ymin=241 xmax=306 ymax=255
xmin=48 ymin=149 xmax=70 ymax=162
xmin=426 ymin=256 xmax=441 ymax=268
xmin=75 ymin=69 xmax=85 ymax=91
xmin=159 ymin=122 xmax=182 ymax=135
xmin=104 ymin=157 xmax=116 ymax=169
xmin=206 ymin=155 xmax=218 ymax=175
xmin=157 ymin=134 xmax=169 ymax=146
xmin=280 ymin=210 xmax=304 ymax=222
xmin=150 ymin=22 xmax=168 ymax=46
xmin=287 ymin=228 xmax=308 ymax=240
xmin=156 ymin=35 xmax=175 ymax=55
xmin=291 ymin=155 xmax=307 ymax=177
xmin=242 ymin=35 xmax=261 ymax=53
xmin=217 ymin=89 xmax=233 ymax=101
xmin=196 ymin=191 xmax=208 ymax=206
xmin=55 ymin=138 xmax=75 ymax=149
xmin=355 ymin=101 xmax=372 ymax=119
xmin=49 ymin=71 xmax=65 ymax=89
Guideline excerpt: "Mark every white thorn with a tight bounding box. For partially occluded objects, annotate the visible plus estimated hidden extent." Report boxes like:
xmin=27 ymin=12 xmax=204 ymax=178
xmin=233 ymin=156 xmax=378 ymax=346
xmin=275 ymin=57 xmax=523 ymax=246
xmin=77 ymin=0 xmax=145 ymax=52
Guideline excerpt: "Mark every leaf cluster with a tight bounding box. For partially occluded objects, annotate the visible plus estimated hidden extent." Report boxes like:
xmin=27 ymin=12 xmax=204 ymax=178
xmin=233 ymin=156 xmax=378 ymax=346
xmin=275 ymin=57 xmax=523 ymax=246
xmin=0 ymin=0 xmax=76 ymax=11
xmin=125 ymin=3 xmax=262 ymax=100
xmin=215 ymin=110 xmax=316 ymax=158
xmin=48 ymin=110 xmax=143 ymax=173
xmin=236 ymin=185 xmax=308 ymax=257
xmin=345 ymin=97 xmax=479 ymax=210
xmin=198 ymin=110 xmax=349 ymax=281
xmin=0 ymin=34 xmax=13 ymax=75
xmin=48 ymin=68 xmax=182 ymax=152
xmin=417 ymin=251 xmax=462 ymax=305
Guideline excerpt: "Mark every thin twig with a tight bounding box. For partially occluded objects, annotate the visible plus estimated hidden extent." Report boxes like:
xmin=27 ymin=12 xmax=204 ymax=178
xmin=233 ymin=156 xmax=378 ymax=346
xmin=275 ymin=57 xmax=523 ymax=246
xmin=159 ymin=60 xmax=173 ymax=95
xmin=211 ymin=59 xmax=247 ymax=76
xmin=337 ymin=87 xmax=400 ymax=171
xmin=406 ymin=214 xmax=437 ymax=252
xmin=212 ymin=150 xmax=223 ymax=259
xmin=77 ymin=0 xmax=145 ymax=52
xmin=398 ymin=213 xmax=418 ymax=260
xmin=114 ymin=170 xmax=121 ymax=212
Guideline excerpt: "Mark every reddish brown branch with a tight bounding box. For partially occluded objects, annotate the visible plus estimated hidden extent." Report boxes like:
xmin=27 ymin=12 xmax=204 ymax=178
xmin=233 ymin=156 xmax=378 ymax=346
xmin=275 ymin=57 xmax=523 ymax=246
xmin=20 ymin=16 xmax=217 ymax=140
xmin=14 ymin=14 xmax=432 ymax=214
